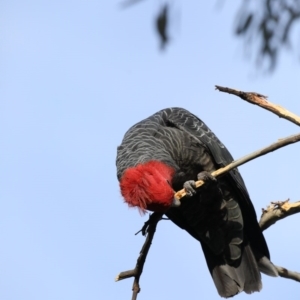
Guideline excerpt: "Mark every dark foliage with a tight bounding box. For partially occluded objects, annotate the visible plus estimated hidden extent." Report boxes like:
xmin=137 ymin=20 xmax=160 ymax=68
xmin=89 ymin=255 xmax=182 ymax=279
xmin=235 ymin=0 xmax=300 ymax=70
xmin=121 ymin=0 xmax=300 ymax=70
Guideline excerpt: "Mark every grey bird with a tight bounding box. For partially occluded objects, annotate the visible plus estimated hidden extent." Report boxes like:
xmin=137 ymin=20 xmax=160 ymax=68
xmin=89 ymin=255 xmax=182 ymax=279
xmin=116 ymin=107 xmax=278 ymax=298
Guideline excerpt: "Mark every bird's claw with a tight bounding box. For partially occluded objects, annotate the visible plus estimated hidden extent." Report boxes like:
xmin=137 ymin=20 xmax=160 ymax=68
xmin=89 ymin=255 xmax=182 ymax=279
xmin=184 ymin=172 xmax=217 ymax=196
xmin=183 ymin=180 xmax=197 ymax=197
xmin=197 ymin=171 xmax=217 ymax=184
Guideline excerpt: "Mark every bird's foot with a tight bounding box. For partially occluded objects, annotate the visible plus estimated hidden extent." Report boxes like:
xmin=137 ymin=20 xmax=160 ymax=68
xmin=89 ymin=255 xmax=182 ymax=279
xmin=197 ymin=171 xmax=224 ymax=205
xmin=135 ymin=213 xmax=164 ymax=236
xmin=197 ymin=171 xmax=217 ymax=186
xmin=183 ymin=172 xmax=218 ymax=196
xmin=183 ymin=180 xmax=197 ymax=197
xmin=171 ymin=197 xmax=181 ymax=207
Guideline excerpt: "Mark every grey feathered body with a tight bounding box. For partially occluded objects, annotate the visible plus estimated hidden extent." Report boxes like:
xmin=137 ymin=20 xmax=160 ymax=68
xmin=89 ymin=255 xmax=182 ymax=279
xmin=116 ymin=107 xmax=276 ymax=297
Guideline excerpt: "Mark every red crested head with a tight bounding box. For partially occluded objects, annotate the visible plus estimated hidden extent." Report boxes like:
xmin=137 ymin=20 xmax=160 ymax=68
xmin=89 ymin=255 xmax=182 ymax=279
xmin=119 ymin=160 xmax=175 ymax=213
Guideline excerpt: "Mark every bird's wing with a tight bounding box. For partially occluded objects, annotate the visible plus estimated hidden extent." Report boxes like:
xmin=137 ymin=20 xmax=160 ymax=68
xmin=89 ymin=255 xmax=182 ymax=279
xmin=162 ymin=107 xmax=270 ymax=259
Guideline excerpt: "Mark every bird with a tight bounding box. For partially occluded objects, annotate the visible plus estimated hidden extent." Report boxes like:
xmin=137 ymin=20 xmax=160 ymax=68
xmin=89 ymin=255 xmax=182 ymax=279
xmin=116 ymin=107 xmax=278 ymax=298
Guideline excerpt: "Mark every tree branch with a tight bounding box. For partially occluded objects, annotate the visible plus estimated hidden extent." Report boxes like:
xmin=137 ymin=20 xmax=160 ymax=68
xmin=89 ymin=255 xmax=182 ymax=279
xmin=215 ymin=85 xmax=300 ymax=127
xmin=174 ymin=132 xmax=300 ymax=200
xmin=258 ymin=199 xmax=300 ymax=282
xmin=274 ymin=265 xmax=300 ymax=282
xmin=259 ymin=199 xmax=300 ymax=231
xmin=115 ymin=213 xmax=163 ymax=300
xmin=174 ymin=85 xmax=300 ymax=200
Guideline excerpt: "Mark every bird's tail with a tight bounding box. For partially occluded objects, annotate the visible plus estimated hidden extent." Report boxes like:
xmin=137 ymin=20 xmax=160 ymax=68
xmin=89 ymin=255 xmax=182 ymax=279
xmin=201 ymin=242 xmax=277 ymax=298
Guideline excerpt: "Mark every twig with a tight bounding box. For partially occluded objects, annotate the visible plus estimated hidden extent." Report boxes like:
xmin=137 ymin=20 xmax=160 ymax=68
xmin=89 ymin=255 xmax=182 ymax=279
xmin=274 ymin=265 xmax=300 ymax=282
xmin=215 ymin=85 xmax=300 ymax=127
xmin=258 ymin=199 xmax=300 ymax=282
xmin=259 ymin=199 xmax=300 ymax=231
xmin=115 ymin=213 xmax=163 ymax=300
xmin=174 ymin=133 xmax=300 ymax=200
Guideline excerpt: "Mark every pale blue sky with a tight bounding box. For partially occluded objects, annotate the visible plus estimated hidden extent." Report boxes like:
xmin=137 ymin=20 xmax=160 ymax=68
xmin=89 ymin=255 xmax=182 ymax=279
xmin=1 ymin=1 xmax=300 ymax=300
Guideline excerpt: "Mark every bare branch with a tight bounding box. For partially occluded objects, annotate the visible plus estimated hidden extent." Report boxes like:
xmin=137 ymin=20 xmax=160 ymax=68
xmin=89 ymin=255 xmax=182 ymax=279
xmin=175 ymin=85 xmax=300 ymax=201
xmin=174 ymin=132 xmax=300 ymax=200
xmin=258 ymin=199 xmax=300 ymax=282
xmin=259 ymin=199 xmax=300 ymax=231
xmin=274 ymin=265 xmax=300 ymax=282
xmin=115 ymin=213 xmax=163 ymax=300
xmin=215 ymin=85 xmax=300 ymax=127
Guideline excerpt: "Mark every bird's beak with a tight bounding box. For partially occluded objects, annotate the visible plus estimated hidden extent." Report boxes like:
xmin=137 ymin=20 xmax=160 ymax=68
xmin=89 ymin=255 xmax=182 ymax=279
xmin=171 ymin=197 xmax=181 ymax=207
